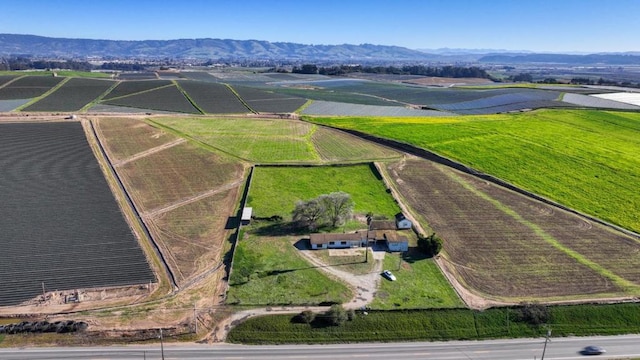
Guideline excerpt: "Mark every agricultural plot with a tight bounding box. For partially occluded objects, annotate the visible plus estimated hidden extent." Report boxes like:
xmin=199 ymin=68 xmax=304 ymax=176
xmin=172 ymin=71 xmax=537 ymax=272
xmin=179 ymin=71 xmax=219 ymax=82
xmin=156 ymin=116 xmax=400 ymax=164
xmin=23 ymin=77 xmax=114 ymax=112
xmin=430 ymin=90 xmax=569 ymax=114
xmin=593 ymin=92 xmax=640 ymax=107
xmin=88 ymin=103 xmax=164 ymax=114
xmin=117 ymin=141 xmax=244 ymax=211
xmin=0 ymin=122 xmax=154 ymax=306
xmin=96 ymin=118 xmax=245 ymax=285
xmin=562 ymin=93 xmax=640 ymax=110
xmin=311 ymin=110 xmax=640 ymax=235
xmin=231 ymin=85 xmax=307 ymax=113
xmin=145 ymin=189 xmax=239 ymax=284
xmin=102 ymin=80 xmax=172 ymax=100
xmin=117 ymin=72 xmax=157 ymax=80
xmin=301 ymin=100 xmax=454 ymax=117
xmin=386 ymin=157 xmax=639 ymax=300
xmin=0 ymin=99 xmax=29 ymax=112
xmin=0 ymin=75 xmax=17 ymax=86
xmin=248 ymin=164 xmax=401 ymax=219
xmin=178 ymin=80 xmax=249 ymax=113
xmin=0 ymin=75 xmax=64 ymax=100
xmin=310 ymin=126 xmax=400 ymax=162
xmin=102 ymin=84 xmax=200 ymax=114
xmin=94 ymin=117 xmax=179 ymax=160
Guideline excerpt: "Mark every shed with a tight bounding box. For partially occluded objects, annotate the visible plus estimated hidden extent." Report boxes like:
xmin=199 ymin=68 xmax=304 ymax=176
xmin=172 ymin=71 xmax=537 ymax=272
xmin=385 ymin=232 xmax=409 ymax=252
xmin=395 ymin=213 xmax=412 ymax=230
xmin=369 ymin=220 xmax=397 ymax=231
xmin=241 ymin=207 xmax=253 ymax=225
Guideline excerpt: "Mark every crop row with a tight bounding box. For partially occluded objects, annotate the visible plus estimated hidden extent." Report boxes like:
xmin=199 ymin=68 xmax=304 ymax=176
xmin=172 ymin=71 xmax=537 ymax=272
xmin=0 ymin=122 xmax=154 ymax=306
xmin=24 ymin=78 xmax=114 ymax=111
xmin=387 ymin=158 xmax=633 ymax=299
xmin=0 ymin=75 xmax=64 ymax=100
xmin=178 ymin=80 xmax=248 ymax=113
xmin=103 ymin=80 xmax=172 ymax=100
xmin=232 ymin=85 xmax=307 ymax=113
xmin=102 ymin=84 xmax=200 ymax=113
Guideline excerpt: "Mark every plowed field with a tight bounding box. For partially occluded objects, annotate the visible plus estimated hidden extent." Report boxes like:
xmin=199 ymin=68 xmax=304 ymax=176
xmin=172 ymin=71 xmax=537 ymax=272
xmin=387 ymin=157 xmax=640 ymax=301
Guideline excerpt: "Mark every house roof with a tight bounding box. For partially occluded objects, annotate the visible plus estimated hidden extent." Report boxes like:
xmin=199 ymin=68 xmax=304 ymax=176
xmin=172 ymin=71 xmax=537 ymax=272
xmin=369 ymin=220 xmax=396 ymax=230
xmin=241 ymin=207 xmax=253 ymax=221
xmin=309 ymin=231 xmax=367 ymax=245
xmin=395 ymin=213 xmax=408 ymax=221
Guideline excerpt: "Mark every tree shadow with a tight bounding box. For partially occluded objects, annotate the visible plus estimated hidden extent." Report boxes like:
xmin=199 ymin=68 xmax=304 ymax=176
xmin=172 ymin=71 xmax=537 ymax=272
xmin=401 ymin=247 xmax=431 ymax=263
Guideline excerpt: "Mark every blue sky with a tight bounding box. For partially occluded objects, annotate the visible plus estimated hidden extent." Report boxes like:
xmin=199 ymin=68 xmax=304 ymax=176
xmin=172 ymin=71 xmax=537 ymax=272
xmin=2 ymin=0 xmax=638 ymax=52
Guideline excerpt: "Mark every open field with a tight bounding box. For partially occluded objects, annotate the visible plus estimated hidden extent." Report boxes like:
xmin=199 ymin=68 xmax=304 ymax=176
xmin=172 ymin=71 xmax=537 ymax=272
xmin=301 ymin=100 xmax=454 ymax=117
xmin=0 ymin=121 xmax=154 ymax=306
xmin=384 ymin=157 xmax=640 ymax=301
xmin=310 ymin=109 xmax=640 ymax=235
xmin=23 ymin=78 xmax=114 ymax=112
xmin=154 ymin=116 xmax=401 ymax=163
xmin=248 ymin=164 xmax=401 ymax=220
xmin=227 ymin=235 xmax=352 ymax=305
xmin=95 ymin=117 xmax=245 ymax=285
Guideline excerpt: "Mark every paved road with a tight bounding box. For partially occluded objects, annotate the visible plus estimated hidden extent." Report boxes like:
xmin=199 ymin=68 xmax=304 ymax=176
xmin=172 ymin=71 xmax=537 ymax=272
xmin=1 ymin=335 xmax=639 ymax=359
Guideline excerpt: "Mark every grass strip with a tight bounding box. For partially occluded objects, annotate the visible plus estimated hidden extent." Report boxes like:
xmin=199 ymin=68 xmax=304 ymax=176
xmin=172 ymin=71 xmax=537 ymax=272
xmin=228 ymin=303 xmax=640 ymax=344
xmin=173 ymin=80 xmax=205 ymax=115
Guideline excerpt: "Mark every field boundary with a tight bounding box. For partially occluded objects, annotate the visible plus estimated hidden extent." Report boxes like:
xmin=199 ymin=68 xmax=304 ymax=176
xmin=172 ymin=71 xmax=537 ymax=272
xmin=312 ymin=122 xmax=640 ymax=240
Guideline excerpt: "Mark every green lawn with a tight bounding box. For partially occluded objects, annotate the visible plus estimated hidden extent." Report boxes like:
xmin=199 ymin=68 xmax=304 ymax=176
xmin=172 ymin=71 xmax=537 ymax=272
xmin=372 ymin=251 xmax=464 ymax=309
xmin=247 ymin=164 xmax=401 ymax=220
xmin=308 ymin=109 xmax=640 ymax=234
xmin=227 ymin=234 xmax=352 ymax=305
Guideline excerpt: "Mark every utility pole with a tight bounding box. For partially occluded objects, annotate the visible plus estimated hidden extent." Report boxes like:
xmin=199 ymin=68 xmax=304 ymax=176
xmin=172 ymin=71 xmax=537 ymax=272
xmin=159 ymin=328 xmax=165 ymax=360
xmin=193 ymin=303 xmax=198 ymax=334
xmin=540 ymin=328 xmax=551 ymax=360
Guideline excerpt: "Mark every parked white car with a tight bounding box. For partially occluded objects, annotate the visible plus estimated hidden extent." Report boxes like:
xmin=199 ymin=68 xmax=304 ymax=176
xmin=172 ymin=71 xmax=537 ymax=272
xmin=382 ymin=270 xmax=396 ymax=281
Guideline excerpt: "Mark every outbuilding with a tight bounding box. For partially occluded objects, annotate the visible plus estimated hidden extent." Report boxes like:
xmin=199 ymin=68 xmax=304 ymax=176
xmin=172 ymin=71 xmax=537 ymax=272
xmin=395 ymin=213 xmax=412 ymax=230
xmin=241 ymin=207 xmax=253 ymax=225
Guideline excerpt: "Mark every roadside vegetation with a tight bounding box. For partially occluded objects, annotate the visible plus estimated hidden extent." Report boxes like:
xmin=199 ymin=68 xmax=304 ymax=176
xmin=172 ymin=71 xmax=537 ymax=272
xmin=228 ymin=302 xmax=640 ymax=344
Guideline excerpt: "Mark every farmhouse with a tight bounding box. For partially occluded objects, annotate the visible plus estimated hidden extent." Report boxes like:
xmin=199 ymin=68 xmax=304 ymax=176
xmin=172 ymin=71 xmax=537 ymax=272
xmin=309 ymin=231 xmax=367 ymax=250
xmin=395 ymin=213 xmax=412 ymax=229
xmin=309 ymin=230 xmax=408 ymax=252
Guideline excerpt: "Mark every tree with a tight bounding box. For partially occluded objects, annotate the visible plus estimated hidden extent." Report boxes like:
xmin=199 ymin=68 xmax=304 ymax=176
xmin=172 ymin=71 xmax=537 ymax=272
xmin=293 ymin=310 xmax=316 ymax=324
xmin=323 ymin=305 xmax=349 ymax=326
xmin=319 ymin=192 xmax=354 ymax=228
xmin=292 ymin=198 xmax=325 ymax=230
xmin=418 ymin=233 xmax=443 ymax=257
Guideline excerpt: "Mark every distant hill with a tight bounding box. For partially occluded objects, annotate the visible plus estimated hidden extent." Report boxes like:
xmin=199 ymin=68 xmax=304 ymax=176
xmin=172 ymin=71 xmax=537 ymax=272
xmin=0 ymin=34 xmax=434 ymax=61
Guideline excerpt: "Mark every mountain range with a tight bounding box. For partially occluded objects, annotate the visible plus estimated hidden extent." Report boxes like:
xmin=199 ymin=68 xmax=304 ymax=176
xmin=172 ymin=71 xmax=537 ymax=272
xmin=1 ymin=34 xmax=639 ymax=65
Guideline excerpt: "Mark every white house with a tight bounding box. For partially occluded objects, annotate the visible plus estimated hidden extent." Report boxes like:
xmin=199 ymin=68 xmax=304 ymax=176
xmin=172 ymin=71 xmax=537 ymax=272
xmin=395 ymin=213 xmax=412 ymax=230
xmin=309 ymin=232 xmax=367 ymax=250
